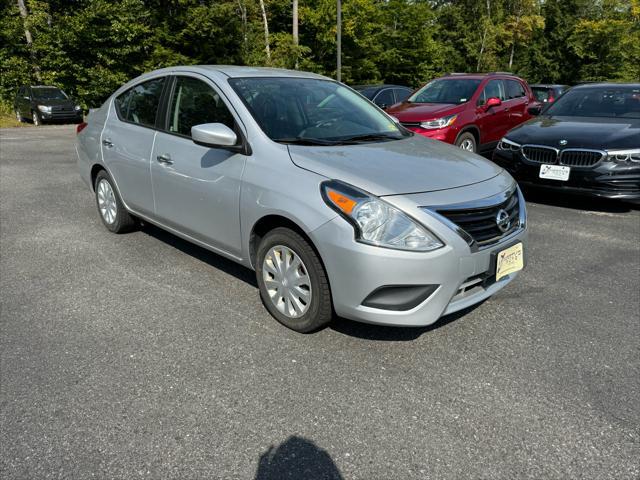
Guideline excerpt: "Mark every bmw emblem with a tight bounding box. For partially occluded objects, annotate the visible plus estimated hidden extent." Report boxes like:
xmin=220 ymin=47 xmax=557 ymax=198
xmin=495 ymin=209 xmax=511 ymax=233
xmin=559 ymin=139 xmax=568 ymax=146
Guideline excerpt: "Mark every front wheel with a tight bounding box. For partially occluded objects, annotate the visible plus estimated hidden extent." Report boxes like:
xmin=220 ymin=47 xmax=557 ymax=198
xmin=15 ymin=109 xmax=22 ymax=122
xmin=94 ymin=170 xmax=137 ymax=233
xmin=456 ymin=132 xmax=477 ymax=152
xmin=32 ymin=111 xmax=42 ymax=126
xmin=256 ymin=227 xmax=333 ymax=333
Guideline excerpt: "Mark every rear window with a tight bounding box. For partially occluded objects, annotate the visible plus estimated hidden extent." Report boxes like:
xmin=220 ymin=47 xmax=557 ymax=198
xmin=532 ymin=87 xmax=551 ymax=102
xmin=545 ymin=86 xmax=640 ymax=119
xmin=115 ymin=77 xmax=165 ymax=127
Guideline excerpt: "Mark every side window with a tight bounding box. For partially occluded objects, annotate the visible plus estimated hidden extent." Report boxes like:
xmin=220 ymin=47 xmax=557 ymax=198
xmin=505 ymin=80 xmax=525 ymax=100
xmin=115 ymin=77 xmax=165 ymax=127
xmin=373 ymin=89 xmax=395 ymax=108
xmin=168 ymin=76 xmax=235 ymax=137
xmin=394 ymin=88 xmax=412 ymax=103
xmin=478 ymin=80 xmax=505 ymax=105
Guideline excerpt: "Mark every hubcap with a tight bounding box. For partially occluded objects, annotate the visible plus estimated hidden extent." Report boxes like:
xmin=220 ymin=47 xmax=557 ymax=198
xmin=262 ymin=245 xmax=312 ymax=318
xmin=459 ymin=139 xmax=475 ymax=151
xmin=97 ymin=179 xmax=117 ymax=224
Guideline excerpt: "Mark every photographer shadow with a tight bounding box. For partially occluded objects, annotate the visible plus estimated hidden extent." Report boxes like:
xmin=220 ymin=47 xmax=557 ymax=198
xmin=254 ymin=436 xmax=343 ymax=480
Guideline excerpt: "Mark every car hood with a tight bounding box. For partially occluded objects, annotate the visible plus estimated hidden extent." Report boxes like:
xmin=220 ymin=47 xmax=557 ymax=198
xmin=506 ymin=116 xmax=640 ymax=150
xmin=288 ymin=135 xmax=503 ymax=196
xmin=386 ymin=102 xmax=462 ymax=122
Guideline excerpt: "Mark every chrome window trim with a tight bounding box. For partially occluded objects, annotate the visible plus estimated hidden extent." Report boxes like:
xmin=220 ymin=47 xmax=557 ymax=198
xmin=420 ymin=186 xmax=526 ymax=252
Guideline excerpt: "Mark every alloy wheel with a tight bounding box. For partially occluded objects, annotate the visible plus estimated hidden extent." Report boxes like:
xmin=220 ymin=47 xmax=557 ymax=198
xmin=262 ymin=245 xmax=312 ymax=319
xmin=459 ymin=139 xmax=475 ymax=151
xmin=32 ymin=112 xmax=40 ymax=126
xmin=97 ymin=179 xmax=117 ymax=224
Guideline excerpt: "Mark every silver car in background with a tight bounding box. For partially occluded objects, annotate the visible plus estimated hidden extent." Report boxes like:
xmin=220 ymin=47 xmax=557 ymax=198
xmin=77 ymin=66 xmax=527 ymax=333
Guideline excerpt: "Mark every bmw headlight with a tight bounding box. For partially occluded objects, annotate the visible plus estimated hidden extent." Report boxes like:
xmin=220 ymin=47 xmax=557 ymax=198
xmin=420 ymin=114 xmax=457 ymax=130
xmin=321 ymin=181 xmax=444 ymax=252
xmin=37 ymin=105 xmax=52 ymax=113
xmin=497 ymin=137 xmax=521 ymax=151
xmin=606 ymin=149 xmax=640 ymax=164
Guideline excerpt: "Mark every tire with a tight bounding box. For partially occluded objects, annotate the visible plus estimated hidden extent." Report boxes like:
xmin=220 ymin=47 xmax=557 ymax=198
xmin=94 ymin=170 xmax=137 ymax=233
xmin=32 ymin=111 xmax=42 ymax=126
xmin=256 ymin=227 xmax=333 ymax=333
xmin=15 ymin=109 xmax=22 ymax=123
xmin=456 ymin=132 xmax=477 ymax=153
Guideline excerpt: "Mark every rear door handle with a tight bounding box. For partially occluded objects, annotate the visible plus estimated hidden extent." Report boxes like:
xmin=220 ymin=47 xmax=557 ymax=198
xmin=156 ymin=153 xmax=173 ymax=165
xmin=102 ymin=138 xmax=113 ymax=148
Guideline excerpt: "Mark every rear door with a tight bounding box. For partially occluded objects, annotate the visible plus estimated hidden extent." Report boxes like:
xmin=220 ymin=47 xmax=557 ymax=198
xmin=504 ymin=79 xmax=529 ymax=130
xmin=101 ymin=76 xmax=165 ymax=216
xmin=476 ymin=79 xmax=510 ymax=145
xmin=149 ymin=74 xmax=246 ymax=256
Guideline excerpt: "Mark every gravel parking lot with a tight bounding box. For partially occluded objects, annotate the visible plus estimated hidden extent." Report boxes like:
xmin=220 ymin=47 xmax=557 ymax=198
xmin=1 ymin=125 xmax=639 ymax=479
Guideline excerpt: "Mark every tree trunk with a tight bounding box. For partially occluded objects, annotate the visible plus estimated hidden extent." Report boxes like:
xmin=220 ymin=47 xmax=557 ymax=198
xmin=292 ymin=0 xmax=298 ymax=68
xmin=508 ymin=13 xmax=521 ymax=70
xmin=476 ymin=0 xmax=491 ymax=72
xmin=259 ymin=0 xmax=271 ymax=63
xmin=16 ymin=0 xmax=41 ymax=81
xmin=237 ymin=0 xmax=248 ymax=58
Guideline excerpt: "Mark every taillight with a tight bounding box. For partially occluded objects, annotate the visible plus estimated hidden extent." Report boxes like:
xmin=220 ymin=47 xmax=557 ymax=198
xmin=548 ymin=94 xmax=555 ymax=103
xmin=76 ymin=122 xmax=88 ymax=134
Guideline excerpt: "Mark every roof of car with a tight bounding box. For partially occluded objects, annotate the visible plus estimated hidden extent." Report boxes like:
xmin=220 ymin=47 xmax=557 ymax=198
xmin=145 ymin=65 xmax=331 ymax=80
xmin=572 ymin=82 xmax=640 ymax=89
xmin=530 ymin=84 xmax=568 ymax=88
xmin=353 ymin=84 xmax=411 ymax=90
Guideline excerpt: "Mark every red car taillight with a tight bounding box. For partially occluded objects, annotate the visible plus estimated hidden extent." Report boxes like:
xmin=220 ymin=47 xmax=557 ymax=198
xmin=76 ymin=122 xmax=88 ymax=134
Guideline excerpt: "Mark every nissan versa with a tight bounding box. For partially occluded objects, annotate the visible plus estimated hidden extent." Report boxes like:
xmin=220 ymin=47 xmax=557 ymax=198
xmin=77 ymin=66 xmax=527 ymax=332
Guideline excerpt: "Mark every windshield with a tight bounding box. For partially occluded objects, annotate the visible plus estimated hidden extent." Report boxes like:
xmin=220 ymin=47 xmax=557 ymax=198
xmin=544 ymin=86 xmax=640 ymax=119
xmin=228 ymin=77 xmax=408 ymax=144
xmin=408 ymin=78 xmax=481 ymax=104
xmin=32 ymin=87 xmax=68 ymax=100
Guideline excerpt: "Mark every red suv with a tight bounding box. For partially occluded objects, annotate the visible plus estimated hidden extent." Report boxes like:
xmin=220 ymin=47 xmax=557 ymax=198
xmin=386 ymin=73 xmax=538 ymax=154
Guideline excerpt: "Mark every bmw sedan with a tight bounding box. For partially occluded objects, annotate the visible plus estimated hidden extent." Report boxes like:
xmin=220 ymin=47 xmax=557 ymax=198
xmin=493 ymin=83 xmax=640 ymax=202
xmin=77 ymin=66 xmax=527 ymax=332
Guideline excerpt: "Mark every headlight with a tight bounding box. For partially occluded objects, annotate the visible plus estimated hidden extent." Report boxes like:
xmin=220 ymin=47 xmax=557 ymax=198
xmin=74 ymin=105 xmax=82 ymax=111
xmin=420 ymin=114 xmax=457 ymax=130
xmin=606 ymin=149 xmax=640 ymax=164
xmin=37 ymin=105 xmax=52 ymax=113
xmin=321 ymin=180 xmax=444 ymax=252
xmin=497 ymin=137 xmax=521 ymax=151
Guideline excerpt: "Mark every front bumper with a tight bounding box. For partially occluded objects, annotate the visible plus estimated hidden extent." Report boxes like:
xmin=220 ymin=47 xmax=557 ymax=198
xmin=403 ymin=125 xmax=458 ymax=144
xmin=493 ymin=150 xmax=640 ymax=201
xmin=40 ymin=110 xmax=83 ymax=122
xmin=310 ymin=176 xmax=527 ymax=327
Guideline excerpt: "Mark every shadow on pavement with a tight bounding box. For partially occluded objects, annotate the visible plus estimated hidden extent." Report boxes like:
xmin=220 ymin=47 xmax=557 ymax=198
xmin=521 ymin=185 xmax=638 ymax=213
xmin=330 ymin=302 xmax=484 ymax=341
xmin=254 ymin=436 xmax=343 ymax=480
xmin=140 ymin=222 xmax=258 ymax=287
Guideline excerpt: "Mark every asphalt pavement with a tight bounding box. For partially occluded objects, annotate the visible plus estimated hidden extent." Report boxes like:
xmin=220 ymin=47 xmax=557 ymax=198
xmin=1 ymin=125 xmax=638 ymax=479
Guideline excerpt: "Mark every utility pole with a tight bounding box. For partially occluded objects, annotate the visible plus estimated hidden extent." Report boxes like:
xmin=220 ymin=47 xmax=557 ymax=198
xmin=336 ymin=0 xmax=342 ymax=82
xmin=293 ymin=0 xmax=298 ymax=69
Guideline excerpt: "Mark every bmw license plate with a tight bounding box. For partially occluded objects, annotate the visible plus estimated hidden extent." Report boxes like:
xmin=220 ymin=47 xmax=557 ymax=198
xmin=495 ymin=243 xmax=524 ymax=281
xmin=539 ymin=164 xmax=570 ymax=181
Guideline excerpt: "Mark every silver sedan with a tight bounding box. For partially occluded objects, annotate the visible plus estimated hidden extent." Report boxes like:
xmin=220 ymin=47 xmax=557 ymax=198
xmin=77 ymin=66 xmax=527 ymax=332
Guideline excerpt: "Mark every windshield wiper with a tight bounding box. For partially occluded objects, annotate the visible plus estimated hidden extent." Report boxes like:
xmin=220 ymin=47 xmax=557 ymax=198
xmin=274 ymin=137 xmax=339 ymax=146
xmin=336 ymin=133 xmax=405 ymax=144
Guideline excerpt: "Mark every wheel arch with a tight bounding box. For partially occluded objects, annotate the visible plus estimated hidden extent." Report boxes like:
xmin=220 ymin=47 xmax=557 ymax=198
xmin=455 ymin=125 xmax=481 ymax=146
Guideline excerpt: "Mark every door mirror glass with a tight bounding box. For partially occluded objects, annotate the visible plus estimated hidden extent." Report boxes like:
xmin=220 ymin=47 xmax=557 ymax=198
xmin=192 ymin=123 xmax=238 ymax=147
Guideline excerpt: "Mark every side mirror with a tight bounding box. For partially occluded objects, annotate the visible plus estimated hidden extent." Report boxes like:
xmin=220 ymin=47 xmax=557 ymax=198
xmin=527 ymin=104 xmax=542 ymax=116
xmin=191 ymin=123 xmax=237 ymax=148
xmin=485 ymin=97 xmax=502 ymax=110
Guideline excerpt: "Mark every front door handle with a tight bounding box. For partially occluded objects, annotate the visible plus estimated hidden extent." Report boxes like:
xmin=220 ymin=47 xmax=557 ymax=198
xmin=156 ymin=153 xmax=173 ymax=165
xmin=102 ymin=138 xmax=114 ymax=148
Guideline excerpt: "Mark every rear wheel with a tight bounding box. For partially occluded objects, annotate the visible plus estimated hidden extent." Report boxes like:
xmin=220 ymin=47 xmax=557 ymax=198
xmin=94 ymin=170 xmax=137 ymax=233
xmin=456 ymin=132 xmax=477 ymax=152
xmin=256 ymin=227 xmax=333 ymax=333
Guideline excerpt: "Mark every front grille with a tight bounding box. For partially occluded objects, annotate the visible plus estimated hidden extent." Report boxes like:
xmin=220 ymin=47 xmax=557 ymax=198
xmin=437 ymin=190 xmax=520 ymax=247
xmin=559 ymin=149 xmax=604 ymax=167
xmin=522 ymin=145 xmax=557 ymax=164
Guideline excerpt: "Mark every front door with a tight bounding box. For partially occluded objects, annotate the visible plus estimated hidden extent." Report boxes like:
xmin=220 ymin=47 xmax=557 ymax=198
xmin=150 ymin=75 xmax=246 ymax=257
xmin=101 ymin=77 xmax=165 ymax=216
xmin=476 ymin=79 xmax=510 ymax=146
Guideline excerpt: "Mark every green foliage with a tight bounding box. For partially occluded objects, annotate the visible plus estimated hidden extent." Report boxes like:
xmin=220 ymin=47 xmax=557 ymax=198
xmin=1 ymin=0 xmax=638 ymax=108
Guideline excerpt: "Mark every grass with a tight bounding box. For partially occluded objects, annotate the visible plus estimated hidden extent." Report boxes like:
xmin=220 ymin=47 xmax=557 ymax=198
xmin=0 ymin=101 xmax=32 ymax=128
